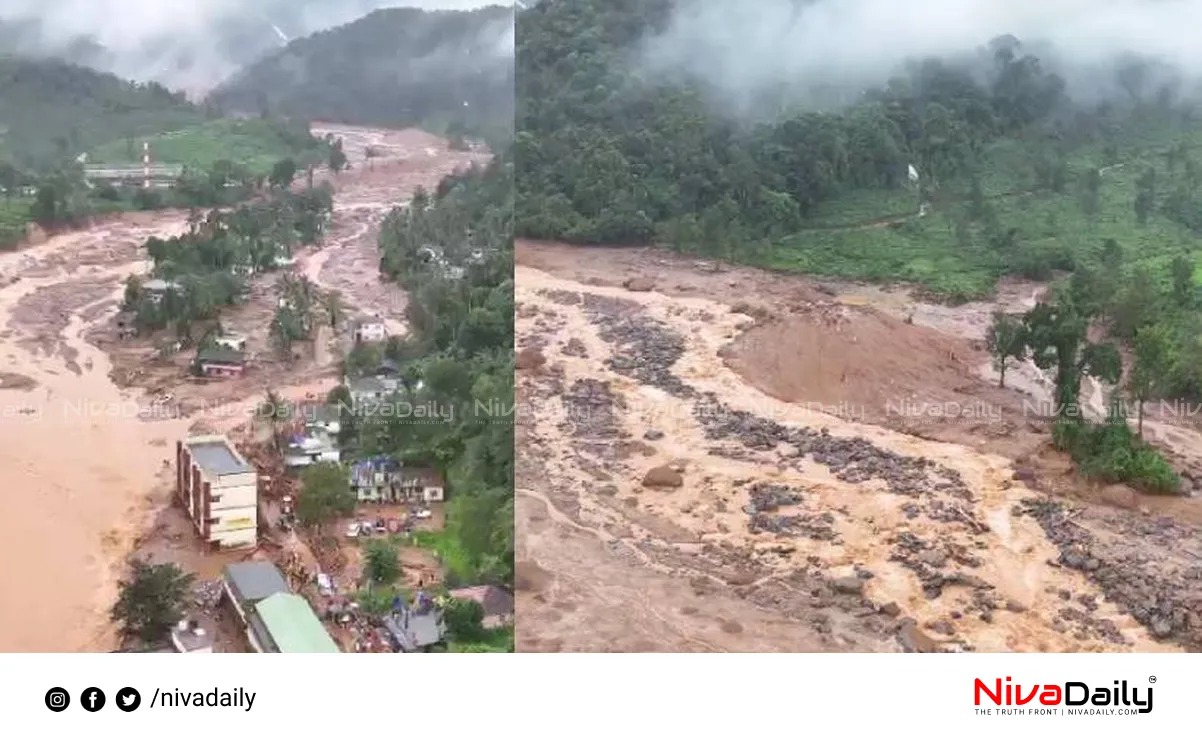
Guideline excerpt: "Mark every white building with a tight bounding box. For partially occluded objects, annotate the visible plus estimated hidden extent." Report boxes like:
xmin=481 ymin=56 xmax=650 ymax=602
xmin=212 ymin=333 xmax=247 ymax=352
xmin=143 ymin=279 xmax=183 ymax=303
xmin=176 ymin=435 xmax=258 ymax=550
xmin=353 ymin=315 xmax=387 ymax=343
xmin=346 ymin=376 xmax=399 ymax=405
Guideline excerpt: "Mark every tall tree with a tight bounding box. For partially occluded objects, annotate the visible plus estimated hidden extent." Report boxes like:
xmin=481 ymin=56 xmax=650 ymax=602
xmin=1023 ymin=301 xmax=1122 ymax=420
xmin=1129 ymin=323 xmax=1174 ymax=437
xmin=269 ymin=158 xmax=297 ymax=189
xmin=986 ymin=311 xmax=1028 ymax=388
xmin=110 ymin=560 xmax=194 ymax=645
xmin=297 ymin=463 xmax=356 ymax=531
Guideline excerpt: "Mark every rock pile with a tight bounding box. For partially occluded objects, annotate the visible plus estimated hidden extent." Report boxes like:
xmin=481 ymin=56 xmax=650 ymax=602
xmin=562 ymin=337 xmax=589 ymax=358
xmin=580 ymin=294 xmax=694 ymax=397
xmin=695 ymin=393 xmax=975 ymax=499
xmin=1018 ymin=498 xmax=1202 ymax=649
xmin=560 ymin=378 xmax=626 ymax=440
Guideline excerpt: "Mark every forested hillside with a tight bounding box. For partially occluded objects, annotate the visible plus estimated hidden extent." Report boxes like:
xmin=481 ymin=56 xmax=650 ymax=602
xmin=210 ymin=6 xmax=515 ymax=145
xmin=515 ymin=0 xmax=1202 ymax=294
xmin=0 ymin=55 xmax=205 ymax=167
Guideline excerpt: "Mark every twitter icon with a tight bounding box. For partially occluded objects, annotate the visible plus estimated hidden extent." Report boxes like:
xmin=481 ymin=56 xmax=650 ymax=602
xmin=115 ymin=687 xmax=141 ymax=712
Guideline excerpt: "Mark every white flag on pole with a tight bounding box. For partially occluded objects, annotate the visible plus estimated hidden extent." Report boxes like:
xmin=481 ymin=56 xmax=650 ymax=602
xmin=907 ymin=164 xmax=920 ymax=183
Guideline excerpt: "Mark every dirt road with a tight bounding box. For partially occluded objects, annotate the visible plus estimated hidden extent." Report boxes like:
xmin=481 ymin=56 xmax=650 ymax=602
xmin=515 ymin=242 xmax=1201 ymax=653
xmin=0 ymin=126 xmax=482 ymax=651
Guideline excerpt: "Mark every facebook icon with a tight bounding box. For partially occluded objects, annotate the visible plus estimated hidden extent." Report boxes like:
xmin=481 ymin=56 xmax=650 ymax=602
xmin=80 ymin=687 xmax=106 ymax=712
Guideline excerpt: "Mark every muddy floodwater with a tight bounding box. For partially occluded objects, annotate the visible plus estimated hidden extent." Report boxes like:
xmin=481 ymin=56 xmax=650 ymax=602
xmin=515 ymin=243 xmax=1202 ymax=654
xmin=0 ymin=125 xmax=482 ymax=650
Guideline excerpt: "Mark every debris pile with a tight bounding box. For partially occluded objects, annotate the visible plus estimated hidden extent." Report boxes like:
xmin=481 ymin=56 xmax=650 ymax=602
xmin=1017 ymin=498 xmax=1201 ymax=648
xmin=193 ymin=580 xmax=224 ymax=612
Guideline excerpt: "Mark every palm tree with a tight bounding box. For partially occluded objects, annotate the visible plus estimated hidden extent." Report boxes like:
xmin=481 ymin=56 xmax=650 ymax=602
xmin=323 ymin=291 xmax=344 ymax=331
xmin=257 ymin=388 xmax=292 ymax=450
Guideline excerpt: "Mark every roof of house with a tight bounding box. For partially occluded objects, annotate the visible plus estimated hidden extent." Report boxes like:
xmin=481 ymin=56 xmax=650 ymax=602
xmin=383 ymin=607 xmax=445 ymax=651
xmin=255 ymin=593 xmax=340 ymax=653
xmin=286 ymin=429 xmax=337 ymax=454
xmin=349 ymin=456 xmax=400 ymax=487
xmin=187 ymin=437 xmax=255 ymax=477
xmin=397 ymin=466 xmax=445 ymax=489
xmin=143 ymin=279 xmax=181 ymax=292
xmin=196 ymin=346 xmax=245 ymax=364
xmin=223 ymin=561 xmax=289 ymax=605
xmin=354 ymin=315 xmax=385 ymax=328
xmin=347 ymin=376 xmax=389 ymax=394
xmin=449 ymin=585 xmax=515 ymax=618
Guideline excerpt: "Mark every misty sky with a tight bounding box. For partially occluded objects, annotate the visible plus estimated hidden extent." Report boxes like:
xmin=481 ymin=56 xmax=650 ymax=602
xmin=639 ymin=0 xmax=1202 ymax=112
xmin=0 ymin=0 xmax=501 ymax=93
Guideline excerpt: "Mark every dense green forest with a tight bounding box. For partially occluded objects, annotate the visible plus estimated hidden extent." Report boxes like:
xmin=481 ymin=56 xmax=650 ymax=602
xmin=339 ymin=155 xmax=514 ymax=591
xmin=516 ymin=0 xmax=1202 ymax=492
xmin=515 ymin=1 xmax=1201 ymax=293
xmin=209 ymin=6 xmax=515 ymax=146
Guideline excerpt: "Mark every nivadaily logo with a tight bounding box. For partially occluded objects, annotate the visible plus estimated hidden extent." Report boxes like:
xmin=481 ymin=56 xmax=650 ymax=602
xmin=974 ymin=676 xmax=1154 ymax=716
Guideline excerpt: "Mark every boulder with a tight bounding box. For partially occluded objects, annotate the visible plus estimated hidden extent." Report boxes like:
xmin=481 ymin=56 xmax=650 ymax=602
xmin=642 ymin=466 xmax=683 ymax=489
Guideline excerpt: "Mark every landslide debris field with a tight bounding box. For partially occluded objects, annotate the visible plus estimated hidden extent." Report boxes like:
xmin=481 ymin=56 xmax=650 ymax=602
xmin=514 ymin=241 xmax=1202 ymax=653
xmin=0 ymin=124 xmax=482 ymax=651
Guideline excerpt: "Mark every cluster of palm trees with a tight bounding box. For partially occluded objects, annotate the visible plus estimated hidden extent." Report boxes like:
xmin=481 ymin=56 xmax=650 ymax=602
xmin=124 ymin=188 xmax=335 ymax=348
xmin=270 ymin=272 xmax=344 ymax=357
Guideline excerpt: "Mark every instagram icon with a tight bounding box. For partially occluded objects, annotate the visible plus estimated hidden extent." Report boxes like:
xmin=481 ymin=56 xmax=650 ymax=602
xmin=44 ymin=687 xmax=70 ymax=712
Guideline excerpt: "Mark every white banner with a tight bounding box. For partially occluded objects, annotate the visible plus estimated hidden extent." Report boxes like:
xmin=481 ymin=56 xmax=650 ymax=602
xmin=1 ymin=653 xmax=1188 ymax=740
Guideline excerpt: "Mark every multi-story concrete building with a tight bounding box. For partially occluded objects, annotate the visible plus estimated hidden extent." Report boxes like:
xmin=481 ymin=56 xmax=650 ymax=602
xmin=176 ymin=435 xmax=258 ymax=549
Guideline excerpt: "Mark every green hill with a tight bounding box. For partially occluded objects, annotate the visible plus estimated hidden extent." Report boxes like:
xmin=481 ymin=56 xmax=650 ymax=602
xmin=209 ymin=6 xmax=514 ymax=145
xmin=89 ymin=118 xmax=329 ymax=176
xmin=0 ymin=55 xmax=206 ymax=168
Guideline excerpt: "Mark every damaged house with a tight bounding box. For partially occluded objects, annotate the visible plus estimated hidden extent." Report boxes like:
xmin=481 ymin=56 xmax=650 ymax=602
xmin=349 ymin=457 xmax=444 ymax=503
xmin=382 ymin=592 xmax=446 ymax=652
xmin=194 ymin=346 xmax=246 ymax=378
xmin=283 ymin=427 xmax=340 ymax=468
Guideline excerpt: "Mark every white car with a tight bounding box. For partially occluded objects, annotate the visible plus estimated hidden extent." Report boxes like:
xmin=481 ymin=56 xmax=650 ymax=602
xmin=345 ymin=523 xmax=361 ymax=538
xmin=416 ymin=509 xmax=432 ymax=520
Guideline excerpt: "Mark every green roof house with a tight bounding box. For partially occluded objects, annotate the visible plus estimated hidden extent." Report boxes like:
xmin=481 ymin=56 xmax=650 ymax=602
xmin=247 ymin=593 xmax=340 ymax=653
